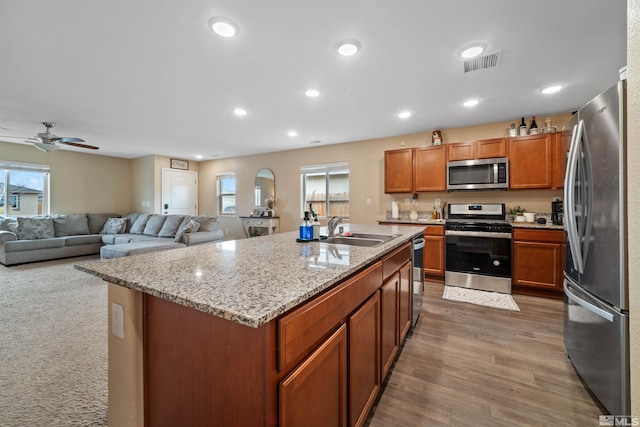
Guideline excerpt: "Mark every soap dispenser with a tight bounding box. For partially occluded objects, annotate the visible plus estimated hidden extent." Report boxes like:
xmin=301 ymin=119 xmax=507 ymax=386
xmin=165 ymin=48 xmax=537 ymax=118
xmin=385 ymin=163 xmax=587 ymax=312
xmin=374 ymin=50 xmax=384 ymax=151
xmin=299 ymin=211 xmax=313 ymax=241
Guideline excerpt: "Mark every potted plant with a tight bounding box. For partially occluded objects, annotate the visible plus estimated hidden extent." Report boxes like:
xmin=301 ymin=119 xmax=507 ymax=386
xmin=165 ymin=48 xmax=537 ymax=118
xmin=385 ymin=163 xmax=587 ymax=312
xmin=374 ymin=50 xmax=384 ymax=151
xmin=509 ymin=206 xmax=526 ymax=222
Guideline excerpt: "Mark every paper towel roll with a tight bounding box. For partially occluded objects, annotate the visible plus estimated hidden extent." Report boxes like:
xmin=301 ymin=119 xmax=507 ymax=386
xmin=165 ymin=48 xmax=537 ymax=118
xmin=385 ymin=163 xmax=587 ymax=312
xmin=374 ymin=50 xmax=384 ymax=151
xmin=392 ymin=200 xmax=399 ymax=219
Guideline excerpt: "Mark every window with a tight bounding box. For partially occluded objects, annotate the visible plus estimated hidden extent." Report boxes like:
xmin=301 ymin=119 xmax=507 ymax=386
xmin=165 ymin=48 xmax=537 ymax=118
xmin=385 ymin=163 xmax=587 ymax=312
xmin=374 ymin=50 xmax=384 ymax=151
xmin=216 ymin=173 xmax=236 ymax=215
xmin=301 ymin=162 xmax=350 ymax=218
xmin=0 ymin=161 xmax=50 ymax=217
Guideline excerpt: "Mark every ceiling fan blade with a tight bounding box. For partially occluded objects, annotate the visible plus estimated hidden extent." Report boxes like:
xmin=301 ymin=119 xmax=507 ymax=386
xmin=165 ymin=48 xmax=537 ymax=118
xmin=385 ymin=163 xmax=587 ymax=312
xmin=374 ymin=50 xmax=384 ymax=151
xmin=58 ymin=137 xmax=85 ymax=143
xmin=60 ymin=141 xmax=99 ymax=150
xmin=0 ymin=135 xmax=39 ymax=142
xmin=0 ymin=126 xmax=32 ymax=135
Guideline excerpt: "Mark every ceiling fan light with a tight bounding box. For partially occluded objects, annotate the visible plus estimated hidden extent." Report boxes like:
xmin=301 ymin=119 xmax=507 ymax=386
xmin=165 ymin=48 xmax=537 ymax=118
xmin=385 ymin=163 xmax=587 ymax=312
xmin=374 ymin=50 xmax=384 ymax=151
xmin=33 ymin=142 xmax=60 ymax=152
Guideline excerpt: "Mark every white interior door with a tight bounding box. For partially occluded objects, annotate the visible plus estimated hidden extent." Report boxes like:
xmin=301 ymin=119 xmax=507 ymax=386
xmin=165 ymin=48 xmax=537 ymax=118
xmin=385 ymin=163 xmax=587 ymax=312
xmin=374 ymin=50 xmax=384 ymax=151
xmin=162 ymin=168 xmax=197 ymax=215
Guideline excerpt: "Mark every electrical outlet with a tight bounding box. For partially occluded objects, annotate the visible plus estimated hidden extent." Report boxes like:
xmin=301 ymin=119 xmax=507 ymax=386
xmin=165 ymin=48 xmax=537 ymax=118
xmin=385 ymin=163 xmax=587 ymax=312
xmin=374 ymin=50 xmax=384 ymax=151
xmin=366 ymin=198 xmax=372 ymax=206
xmin=404 ymin=198 xmax=410 ymax=205
xmin=111 ymin=303 xmax=124 ymax=340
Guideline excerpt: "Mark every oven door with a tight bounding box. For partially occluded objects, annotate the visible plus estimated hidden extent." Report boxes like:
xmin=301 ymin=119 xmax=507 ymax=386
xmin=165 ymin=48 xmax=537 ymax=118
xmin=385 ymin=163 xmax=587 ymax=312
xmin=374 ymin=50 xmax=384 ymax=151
xmin=445 ymin=230 xmax=511 ymax=278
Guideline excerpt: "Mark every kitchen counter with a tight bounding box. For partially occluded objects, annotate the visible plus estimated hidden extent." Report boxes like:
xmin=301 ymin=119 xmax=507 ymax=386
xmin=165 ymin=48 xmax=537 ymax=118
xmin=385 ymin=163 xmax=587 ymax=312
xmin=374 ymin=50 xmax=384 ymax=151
xmin=379 ymin=217 xmax=564 ymax=230
xmin=510 ymin=222 xmax=564 ymax=230
xmin=75 ymin=223 xmax=424 ymax=328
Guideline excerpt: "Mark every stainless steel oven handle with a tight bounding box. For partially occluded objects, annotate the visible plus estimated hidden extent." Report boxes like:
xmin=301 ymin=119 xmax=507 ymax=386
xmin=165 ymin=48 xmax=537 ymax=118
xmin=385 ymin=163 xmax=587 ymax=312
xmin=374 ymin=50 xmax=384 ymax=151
xmin=445 ymin=230 xmax=511 ymax=239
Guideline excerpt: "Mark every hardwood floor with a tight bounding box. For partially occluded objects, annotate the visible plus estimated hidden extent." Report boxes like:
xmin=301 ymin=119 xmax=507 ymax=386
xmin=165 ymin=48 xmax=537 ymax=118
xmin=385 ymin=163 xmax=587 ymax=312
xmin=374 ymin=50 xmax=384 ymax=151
xmin=366 ymin=281 xmax=603 ymax=427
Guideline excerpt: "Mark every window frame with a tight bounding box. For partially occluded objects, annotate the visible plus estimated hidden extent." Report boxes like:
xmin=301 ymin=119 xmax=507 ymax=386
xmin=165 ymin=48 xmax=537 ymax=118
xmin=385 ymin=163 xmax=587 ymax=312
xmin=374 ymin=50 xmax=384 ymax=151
xmin=0 ymin=161 xmax=50 ymax=217
xmin=300 ymin=162 xmax=350 ymax=219
xmin=216 ymin=172 xmax=236 ymax=216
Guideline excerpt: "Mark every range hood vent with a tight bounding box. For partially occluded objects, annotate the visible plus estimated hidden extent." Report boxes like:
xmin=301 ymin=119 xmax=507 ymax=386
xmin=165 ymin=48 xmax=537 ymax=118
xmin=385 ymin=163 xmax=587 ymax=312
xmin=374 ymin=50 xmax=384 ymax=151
xmin=463 ymin=50 xmax=502 ymax=73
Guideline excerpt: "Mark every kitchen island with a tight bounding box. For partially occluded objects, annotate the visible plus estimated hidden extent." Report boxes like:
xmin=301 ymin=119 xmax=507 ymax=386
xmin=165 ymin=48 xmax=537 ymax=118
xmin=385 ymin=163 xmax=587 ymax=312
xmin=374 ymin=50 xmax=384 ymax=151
xmin=76 ymin=223 xmax=424 ymax=427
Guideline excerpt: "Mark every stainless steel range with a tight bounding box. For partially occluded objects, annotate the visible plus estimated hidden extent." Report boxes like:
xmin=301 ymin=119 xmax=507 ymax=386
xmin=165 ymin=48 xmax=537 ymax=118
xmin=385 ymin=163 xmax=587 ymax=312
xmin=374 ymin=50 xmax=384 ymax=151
xmin=445 ymin=203 xmax=512 ymax=294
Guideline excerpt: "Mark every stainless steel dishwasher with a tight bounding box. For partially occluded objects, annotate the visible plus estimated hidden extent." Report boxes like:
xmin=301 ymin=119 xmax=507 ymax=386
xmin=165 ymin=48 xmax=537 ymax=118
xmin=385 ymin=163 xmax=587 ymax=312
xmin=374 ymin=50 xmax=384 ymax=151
xmin=412 ymin=235 xmax=425 ymax=327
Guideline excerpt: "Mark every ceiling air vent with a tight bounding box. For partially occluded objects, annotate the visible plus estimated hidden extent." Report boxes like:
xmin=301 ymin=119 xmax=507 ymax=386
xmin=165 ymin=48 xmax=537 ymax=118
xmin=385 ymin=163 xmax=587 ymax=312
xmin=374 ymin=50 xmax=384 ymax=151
xmin=463 ymin=50 xmax=502 ymax=73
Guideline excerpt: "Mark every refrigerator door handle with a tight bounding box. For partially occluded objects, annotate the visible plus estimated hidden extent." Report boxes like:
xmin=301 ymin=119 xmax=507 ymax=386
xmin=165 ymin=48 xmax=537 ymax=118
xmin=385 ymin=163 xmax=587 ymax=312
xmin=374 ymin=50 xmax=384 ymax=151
xmin=564 ymin=121 xmax=584 ymax=273
xmin=564 ymin=280 xmax=614 ymax=322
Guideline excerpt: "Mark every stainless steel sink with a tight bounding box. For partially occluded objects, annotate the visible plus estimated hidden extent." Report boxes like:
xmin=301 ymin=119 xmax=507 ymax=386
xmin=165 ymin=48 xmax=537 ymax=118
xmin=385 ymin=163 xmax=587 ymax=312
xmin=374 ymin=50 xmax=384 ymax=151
xmin=346 ymin=232 xmax=399 ymax=242
xmin=322 ymin=236 xmax=385 ymax=247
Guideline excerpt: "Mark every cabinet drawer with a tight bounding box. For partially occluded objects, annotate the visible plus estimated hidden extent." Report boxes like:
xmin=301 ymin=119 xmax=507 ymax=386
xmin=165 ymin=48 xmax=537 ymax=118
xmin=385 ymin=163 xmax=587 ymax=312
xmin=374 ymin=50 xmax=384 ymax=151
xmin=278 ymin=262 xmax=382 ymax=372
xmin=243 ymin=218 xmax=268 ymax=226
xmin=513 ymin=228 xmax=565 ymax=243
xmin=382 ymin=242 xmax=411 ymax=282
xmin=424 ymin=225 xmax=444 ymax=236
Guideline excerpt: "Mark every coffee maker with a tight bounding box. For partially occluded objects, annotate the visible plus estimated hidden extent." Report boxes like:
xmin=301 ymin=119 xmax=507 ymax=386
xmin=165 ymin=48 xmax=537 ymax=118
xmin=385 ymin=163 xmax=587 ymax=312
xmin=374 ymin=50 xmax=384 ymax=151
xmin=552 ymin=200 xmax=563 ymax=225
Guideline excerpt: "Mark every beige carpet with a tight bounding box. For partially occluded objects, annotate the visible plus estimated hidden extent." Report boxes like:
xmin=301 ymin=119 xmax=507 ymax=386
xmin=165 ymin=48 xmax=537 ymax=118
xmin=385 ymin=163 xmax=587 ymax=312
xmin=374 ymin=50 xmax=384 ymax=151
xmin=442 ymin=285 xmax=520 ymax=311
xmin=0 ymin=256 xmax=108 ymax=426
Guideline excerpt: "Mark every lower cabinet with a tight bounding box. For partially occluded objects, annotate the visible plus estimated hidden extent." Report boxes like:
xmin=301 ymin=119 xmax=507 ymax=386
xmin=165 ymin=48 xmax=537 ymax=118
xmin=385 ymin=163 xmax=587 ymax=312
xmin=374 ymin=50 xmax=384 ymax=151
xmin=512 ymin=228 xmax=566 ymax=297
xmin=424 ymin=225 xmax=445 ymax=279
xmin=380 ymin=274 xmax=399 ymax=379
xmin=348 ymin=292 xmax=381 ymax=427
xmin=398 ymin=261 xmax=412 ymax=342
xmin=280 ymin=324 xmax=348 ymax=427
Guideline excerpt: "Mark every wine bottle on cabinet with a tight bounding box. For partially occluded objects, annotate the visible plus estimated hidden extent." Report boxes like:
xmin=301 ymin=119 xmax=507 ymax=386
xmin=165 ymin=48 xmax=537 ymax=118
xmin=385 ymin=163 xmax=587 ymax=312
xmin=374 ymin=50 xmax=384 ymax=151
xmin=519 ymin=117 xmax=527 ymax=136
xmin=530 ymin=116 xmax=538 ymax=134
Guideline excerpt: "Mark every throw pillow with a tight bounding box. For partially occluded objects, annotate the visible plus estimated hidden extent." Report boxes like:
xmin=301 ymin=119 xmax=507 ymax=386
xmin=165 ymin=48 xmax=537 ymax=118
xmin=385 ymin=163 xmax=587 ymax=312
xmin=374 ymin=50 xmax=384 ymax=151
xmin=121 ymin=213 xmax=140 ymax=233
xmin=174 ymin=218 xmax=200 ymax=243
xmin=16 ymin=217 xmax=55 ymax=240
xmin=190 ymin=215 xmax=219 ymax=231
xmin=158 ymin=215 xmax=185 ymax=238
xmin=100 ymin=217 xmax=128 ymax=234
xmin=52 ymin=214 xmax=90 ymax=237
xmin=87 ymin=213 xmax=121 ymax=234
xmin=129 ymin=213 xmax=151 ymax=234
xmin=142 ymin=215 xmax=168 ymax=236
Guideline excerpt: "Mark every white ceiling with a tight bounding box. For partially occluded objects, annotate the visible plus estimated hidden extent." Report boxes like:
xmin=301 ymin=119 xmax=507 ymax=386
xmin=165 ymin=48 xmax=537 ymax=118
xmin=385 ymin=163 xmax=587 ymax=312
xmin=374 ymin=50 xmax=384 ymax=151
xmin=0 ymin=0 xmax=627 ymax=160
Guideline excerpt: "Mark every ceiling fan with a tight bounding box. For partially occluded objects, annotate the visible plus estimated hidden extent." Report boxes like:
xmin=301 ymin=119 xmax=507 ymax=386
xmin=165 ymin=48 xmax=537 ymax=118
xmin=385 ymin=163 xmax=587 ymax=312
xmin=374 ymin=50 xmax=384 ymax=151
xmin=0 ymin=122 xmax=99 ymax=152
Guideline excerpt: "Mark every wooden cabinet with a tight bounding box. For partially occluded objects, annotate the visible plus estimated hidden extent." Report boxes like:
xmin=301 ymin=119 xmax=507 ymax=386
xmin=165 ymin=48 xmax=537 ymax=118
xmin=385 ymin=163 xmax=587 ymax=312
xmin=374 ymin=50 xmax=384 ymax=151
xmin=380 ymin=274 xmax=398 ymax=379
xmin=384 ymin=148 xmax=413 ymax=193
xmin=512 ymin=228 xmax=566 ymax=298
xmin=348 ymin=292 xmax=380 ymax=427
xmin=398 ymin=261 xmax=412 ymax=343
xmin=280 ymin=324 xmax=348 ymax=427
xmin=448 ymin=138 xmax=507 ymax=161
xmin=553 ymin=131 xmax=569 ymax=189
xmin=508 ymin=134 xmax=553 ymax=189
xmin=414 ymin=146 xmax=446 ymax=191
xmin=424 ymin=225 xmax=445 ymax=279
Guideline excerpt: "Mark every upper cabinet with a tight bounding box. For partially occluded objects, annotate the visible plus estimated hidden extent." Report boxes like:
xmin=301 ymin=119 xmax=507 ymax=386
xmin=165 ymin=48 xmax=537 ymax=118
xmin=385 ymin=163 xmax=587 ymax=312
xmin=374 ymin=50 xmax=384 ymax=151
xmin=384 ymin=149 xmax=413 ymax=193
xmin=508 ymin=133 xmax=565 ymax=189
xmin=384 ymin=146 xmax=445 ymax=193
xmin=447 ymin=138 xmax=507 ymax=161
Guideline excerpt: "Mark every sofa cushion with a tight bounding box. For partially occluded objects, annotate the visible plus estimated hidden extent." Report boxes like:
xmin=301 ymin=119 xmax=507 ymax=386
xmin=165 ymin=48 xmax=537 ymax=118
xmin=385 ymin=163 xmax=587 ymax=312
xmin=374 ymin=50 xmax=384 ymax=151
xmin=115 ymin=235 xmax=158 ymax=244
xmin=0 ymin=230 xmax=17 ymax=244
xmin=52 ymin=214 xmax=90 ymax=237
xmin=143 ymin=215 xmax=168 ymax=236
xmin=16 ymin=217 xmax=55 ymax=240
xmin=100 ymin=241 xmax=186 ymax=259
xmin=121 ymin=213 xmax=140 ymax=233
xmin=100 ymin=218 xmax=127 ymax=234
xmin=129 ymin=214 xmax=151 ymax=234
xmin=157 ymin=215 xmax=185 ymax=238
xmin=87 ymin=213 xmax=121 ymax=234
xmin=0 ymin=217 xmax=18 ymax=233
xmin=190 ymin=215 xmax=219 ymax=231
xmin=2 ymin=237 xmax=65 ymax=252
xmin=174 ymin=218 xmax=200 ymax=242
xmin=64 ymin=235 xmax=103 ymax=246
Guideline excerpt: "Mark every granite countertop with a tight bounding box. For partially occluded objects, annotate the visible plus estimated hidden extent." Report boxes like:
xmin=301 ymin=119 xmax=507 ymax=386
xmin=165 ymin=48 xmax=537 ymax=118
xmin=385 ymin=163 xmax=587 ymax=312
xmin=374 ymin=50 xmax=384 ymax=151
xmin=379 ymin=217 xmax=563 ymax=230
xmin=75 ymin=224 xmax=424 ymax=329
xmin=510 ymin=222 xmax=564 ymax=230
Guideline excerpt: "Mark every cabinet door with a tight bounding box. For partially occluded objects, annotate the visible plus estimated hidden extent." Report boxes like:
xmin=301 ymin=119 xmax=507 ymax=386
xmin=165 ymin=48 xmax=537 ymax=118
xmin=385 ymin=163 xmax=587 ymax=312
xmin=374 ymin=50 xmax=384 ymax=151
xmin=398 ymin=261 xmax=412 ymax=342
xmin=280 ymin=324 xmax=348 ymax=427
xmin=477 ymin=137 xmax=507 ymax=158
xmin=380 ymin=275 xmax=398 ymax=379
xmin=447 ymin=142 xmax=475 ymax=161
xmin=513 ymin=240 xmax=563 ymax=291
xmin=423 ymin=226 xmax=445 ymax=277
xmin=384 ymin=149 xmax=413 ymax=193
xmin=508 ymin=134 xmax=552 ymax=189
xmin=553 ymin=132 xmax=568 ymax=189
xmin=413 ymin=146 xmax=446 ymax=192
xmin=348 ymin=293 xmax=380 ymax=427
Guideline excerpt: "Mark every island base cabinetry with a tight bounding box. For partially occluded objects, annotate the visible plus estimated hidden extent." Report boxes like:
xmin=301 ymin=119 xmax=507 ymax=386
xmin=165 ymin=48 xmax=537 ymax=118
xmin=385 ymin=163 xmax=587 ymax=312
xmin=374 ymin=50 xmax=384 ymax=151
xmin=110 ymin=241 xmax=414 ymax=426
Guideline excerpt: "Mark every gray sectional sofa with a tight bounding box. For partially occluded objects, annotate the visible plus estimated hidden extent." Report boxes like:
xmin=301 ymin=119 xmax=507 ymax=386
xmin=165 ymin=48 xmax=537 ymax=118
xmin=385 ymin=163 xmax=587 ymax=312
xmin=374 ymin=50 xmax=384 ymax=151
xmin=0 ymin=212 xmax=223 ymax=266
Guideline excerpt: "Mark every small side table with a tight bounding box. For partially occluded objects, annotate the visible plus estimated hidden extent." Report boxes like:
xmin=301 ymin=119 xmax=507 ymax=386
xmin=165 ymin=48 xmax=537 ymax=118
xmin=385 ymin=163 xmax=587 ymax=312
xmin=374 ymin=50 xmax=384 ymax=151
xmin=240 ymin=216 xmax=280 ymax=238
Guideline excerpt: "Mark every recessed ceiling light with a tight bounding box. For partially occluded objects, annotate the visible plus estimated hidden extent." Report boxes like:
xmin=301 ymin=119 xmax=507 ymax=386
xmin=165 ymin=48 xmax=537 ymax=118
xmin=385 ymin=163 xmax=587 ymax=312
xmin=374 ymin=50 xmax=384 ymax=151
xmin=195 ymin=155 xmax=203 ymax=159
xmin=337 ymin=41 xmax=360 ymax=56
xmin=463 ymin=99 xmax=479 ymax=107
xmin=397 ymin=111 xmax=412 ymax=119
xmin=288 ymin=130 xmax=298 ymax=137
xmin=208 ymin=17 xmax=238 ymax=37
xmin=233 ymin=108 xmax=247 ymax=116
xmin=458 ymin=43 xmax=487 ymax=59
xmin=305 ymin=89 xmax=320 ymax=97
xmin=541 ymin=85 xmax=564 ymax=94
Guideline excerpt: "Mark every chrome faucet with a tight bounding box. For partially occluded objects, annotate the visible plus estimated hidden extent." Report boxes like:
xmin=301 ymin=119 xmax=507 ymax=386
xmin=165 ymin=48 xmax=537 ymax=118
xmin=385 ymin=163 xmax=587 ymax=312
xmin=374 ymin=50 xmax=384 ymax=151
xmin=327 ymin=216 xmax=342 ymax=236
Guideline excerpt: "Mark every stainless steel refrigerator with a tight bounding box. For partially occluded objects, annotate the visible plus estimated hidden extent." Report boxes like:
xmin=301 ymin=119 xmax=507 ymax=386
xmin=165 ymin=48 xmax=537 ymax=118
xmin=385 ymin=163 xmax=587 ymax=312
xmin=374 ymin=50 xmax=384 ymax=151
xmin=563 ymin=79 xmax=630 ymax=416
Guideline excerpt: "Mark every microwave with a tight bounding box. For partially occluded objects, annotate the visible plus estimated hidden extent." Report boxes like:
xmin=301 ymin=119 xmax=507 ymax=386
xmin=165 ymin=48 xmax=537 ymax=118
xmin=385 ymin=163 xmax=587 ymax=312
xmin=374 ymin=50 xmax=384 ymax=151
xmin=447 ymin=157 xmax=509 ymax=191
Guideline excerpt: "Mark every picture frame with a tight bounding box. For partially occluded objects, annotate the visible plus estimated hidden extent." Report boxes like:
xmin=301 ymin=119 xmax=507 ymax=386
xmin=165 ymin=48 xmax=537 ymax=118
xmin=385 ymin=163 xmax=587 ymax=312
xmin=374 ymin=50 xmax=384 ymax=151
xmin=170 ymin=159 xmax=189 ymax=170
